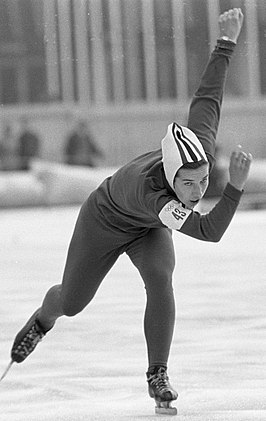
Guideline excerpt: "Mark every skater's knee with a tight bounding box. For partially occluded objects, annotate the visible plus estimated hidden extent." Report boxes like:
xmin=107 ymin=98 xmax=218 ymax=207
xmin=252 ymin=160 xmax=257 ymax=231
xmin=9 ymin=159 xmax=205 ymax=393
xmin=43 ymin=284 xmax=84 ymax=318
xmin=61 ymin=283 xmax=98 ymax=317
xmin=61 ymin=300 xmax=83 ymax=317
xmin=144 ymin=277 xmax=174 ymax=299
xmin=47 ymin=284 xmax=80 ymax=317
xmin=143 ymin=262 xmax=174 ymax=288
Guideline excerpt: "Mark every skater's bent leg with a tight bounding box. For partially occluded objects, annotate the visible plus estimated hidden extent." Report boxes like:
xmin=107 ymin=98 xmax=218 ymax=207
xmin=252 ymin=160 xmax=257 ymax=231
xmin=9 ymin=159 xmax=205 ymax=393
xmin=127 ymin=229 xmax=176 ymax=368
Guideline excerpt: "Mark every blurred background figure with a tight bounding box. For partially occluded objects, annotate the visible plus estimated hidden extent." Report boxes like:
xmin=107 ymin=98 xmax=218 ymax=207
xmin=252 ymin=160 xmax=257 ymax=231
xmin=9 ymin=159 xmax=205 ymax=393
xmin=0 ymin=121 xmax=17 ymax=171
xmin=16 ymin=118 xmax=40 ymax=170
xmin=65 ymin=119 xmax=103 ymax=167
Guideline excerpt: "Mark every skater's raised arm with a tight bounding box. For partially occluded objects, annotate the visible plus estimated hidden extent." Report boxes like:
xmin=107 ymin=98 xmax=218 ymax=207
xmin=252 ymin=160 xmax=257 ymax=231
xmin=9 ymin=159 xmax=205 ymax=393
xmin=187 ymin=8 xmax=244 ymax=170
xmin=158 ymin=9 xmax=253 ymax=242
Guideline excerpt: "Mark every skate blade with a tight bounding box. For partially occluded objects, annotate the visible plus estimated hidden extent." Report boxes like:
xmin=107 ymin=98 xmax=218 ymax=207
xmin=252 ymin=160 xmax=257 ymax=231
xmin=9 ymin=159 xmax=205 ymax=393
xmin=155 ymin=401 xmax=177 ymax=416
xmin=0 ymin=361 xmax=14 ymax=382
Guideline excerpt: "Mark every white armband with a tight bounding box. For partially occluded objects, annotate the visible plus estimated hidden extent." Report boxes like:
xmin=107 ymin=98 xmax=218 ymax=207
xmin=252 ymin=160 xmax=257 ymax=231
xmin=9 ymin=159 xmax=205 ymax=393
xmin=159 ymin=200 xmax=192 ymax=230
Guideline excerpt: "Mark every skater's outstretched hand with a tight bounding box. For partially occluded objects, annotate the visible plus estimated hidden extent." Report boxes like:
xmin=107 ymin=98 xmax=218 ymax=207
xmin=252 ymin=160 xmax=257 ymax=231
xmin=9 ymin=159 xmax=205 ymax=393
xmin=219 ymin=8 xmax=244 ymax=43
xmin=229 ymin=145 xmax=252 ymax=191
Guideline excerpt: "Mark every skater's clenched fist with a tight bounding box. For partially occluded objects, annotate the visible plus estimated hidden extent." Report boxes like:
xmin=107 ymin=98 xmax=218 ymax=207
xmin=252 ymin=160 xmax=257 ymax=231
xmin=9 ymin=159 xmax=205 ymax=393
xmin=219 ymin=8 xmax=244 ymax=43
xmin=229 ymin=145 xmax=252 ymax=191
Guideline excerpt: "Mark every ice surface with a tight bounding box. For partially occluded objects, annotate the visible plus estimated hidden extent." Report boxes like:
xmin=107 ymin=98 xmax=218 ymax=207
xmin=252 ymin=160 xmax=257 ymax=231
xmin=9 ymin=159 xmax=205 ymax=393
xmin=0 ymin=207 xmax=266 ymax=420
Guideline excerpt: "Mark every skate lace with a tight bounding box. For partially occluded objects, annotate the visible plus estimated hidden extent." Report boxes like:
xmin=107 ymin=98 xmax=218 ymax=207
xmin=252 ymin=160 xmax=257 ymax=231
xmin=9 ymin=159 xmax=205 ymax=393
xmin=13 ymin=324 xmax=44 ymax=358
xmin=148 ymin=370 xmax=171 ymax=394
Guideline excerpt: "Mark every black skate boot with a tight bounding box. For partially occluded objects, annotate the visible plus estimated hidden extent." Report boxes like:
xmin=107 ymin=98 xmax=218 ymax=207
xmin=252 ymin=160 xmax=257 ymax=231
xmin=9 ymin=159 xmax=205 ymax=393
xmin=146 ymin=366 xmax=178 ymax=415
xmin=11 ymin=308 xmax=51 ymax=363
xmin=0 ymin=309 xmax=54 ymax=381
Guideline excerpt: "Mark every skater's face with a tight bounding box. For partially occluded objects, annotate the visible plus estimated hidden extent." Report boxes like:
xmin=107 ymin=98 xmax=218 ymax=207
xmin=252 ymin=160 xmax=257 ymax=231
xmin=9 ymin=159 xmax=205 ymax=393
xmin=174 ymin=163 xmax=209 ymax=209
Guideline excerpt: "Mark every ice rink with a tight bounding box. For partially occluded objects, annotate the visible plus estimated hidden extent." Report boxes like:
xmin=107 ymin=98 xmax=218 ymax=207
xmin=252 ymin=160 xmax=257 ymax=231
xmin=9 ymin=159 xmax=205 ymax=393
xmin=1 ymin=205 xmax=266 ymax=420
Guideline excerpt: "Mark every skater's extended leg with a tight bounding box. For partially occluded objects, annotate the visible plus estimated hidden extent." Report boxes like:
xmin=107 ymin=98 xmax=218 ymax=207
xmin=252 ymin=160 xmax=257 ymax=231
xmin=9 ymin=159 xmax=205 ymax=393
xmin=10 ymin=198 xmax=125 ymax=364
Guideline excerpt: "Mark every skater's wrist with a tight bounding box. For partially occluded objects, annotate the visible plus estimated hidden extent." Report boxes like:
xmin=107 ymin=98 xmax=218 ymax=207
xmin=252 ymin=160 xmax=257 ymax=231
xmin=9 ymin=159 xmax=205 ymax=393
xmin=216 ymin=38 xmax=236 ymax=52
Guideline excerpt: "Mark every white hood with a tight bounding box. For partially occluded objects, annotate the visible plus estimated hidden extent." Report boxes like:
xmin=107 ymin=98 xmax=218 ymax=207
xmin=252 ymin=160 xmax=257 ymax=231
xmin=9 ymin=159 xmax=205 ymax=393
xmin=161 ymin=122 xmax=208 ymax=190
